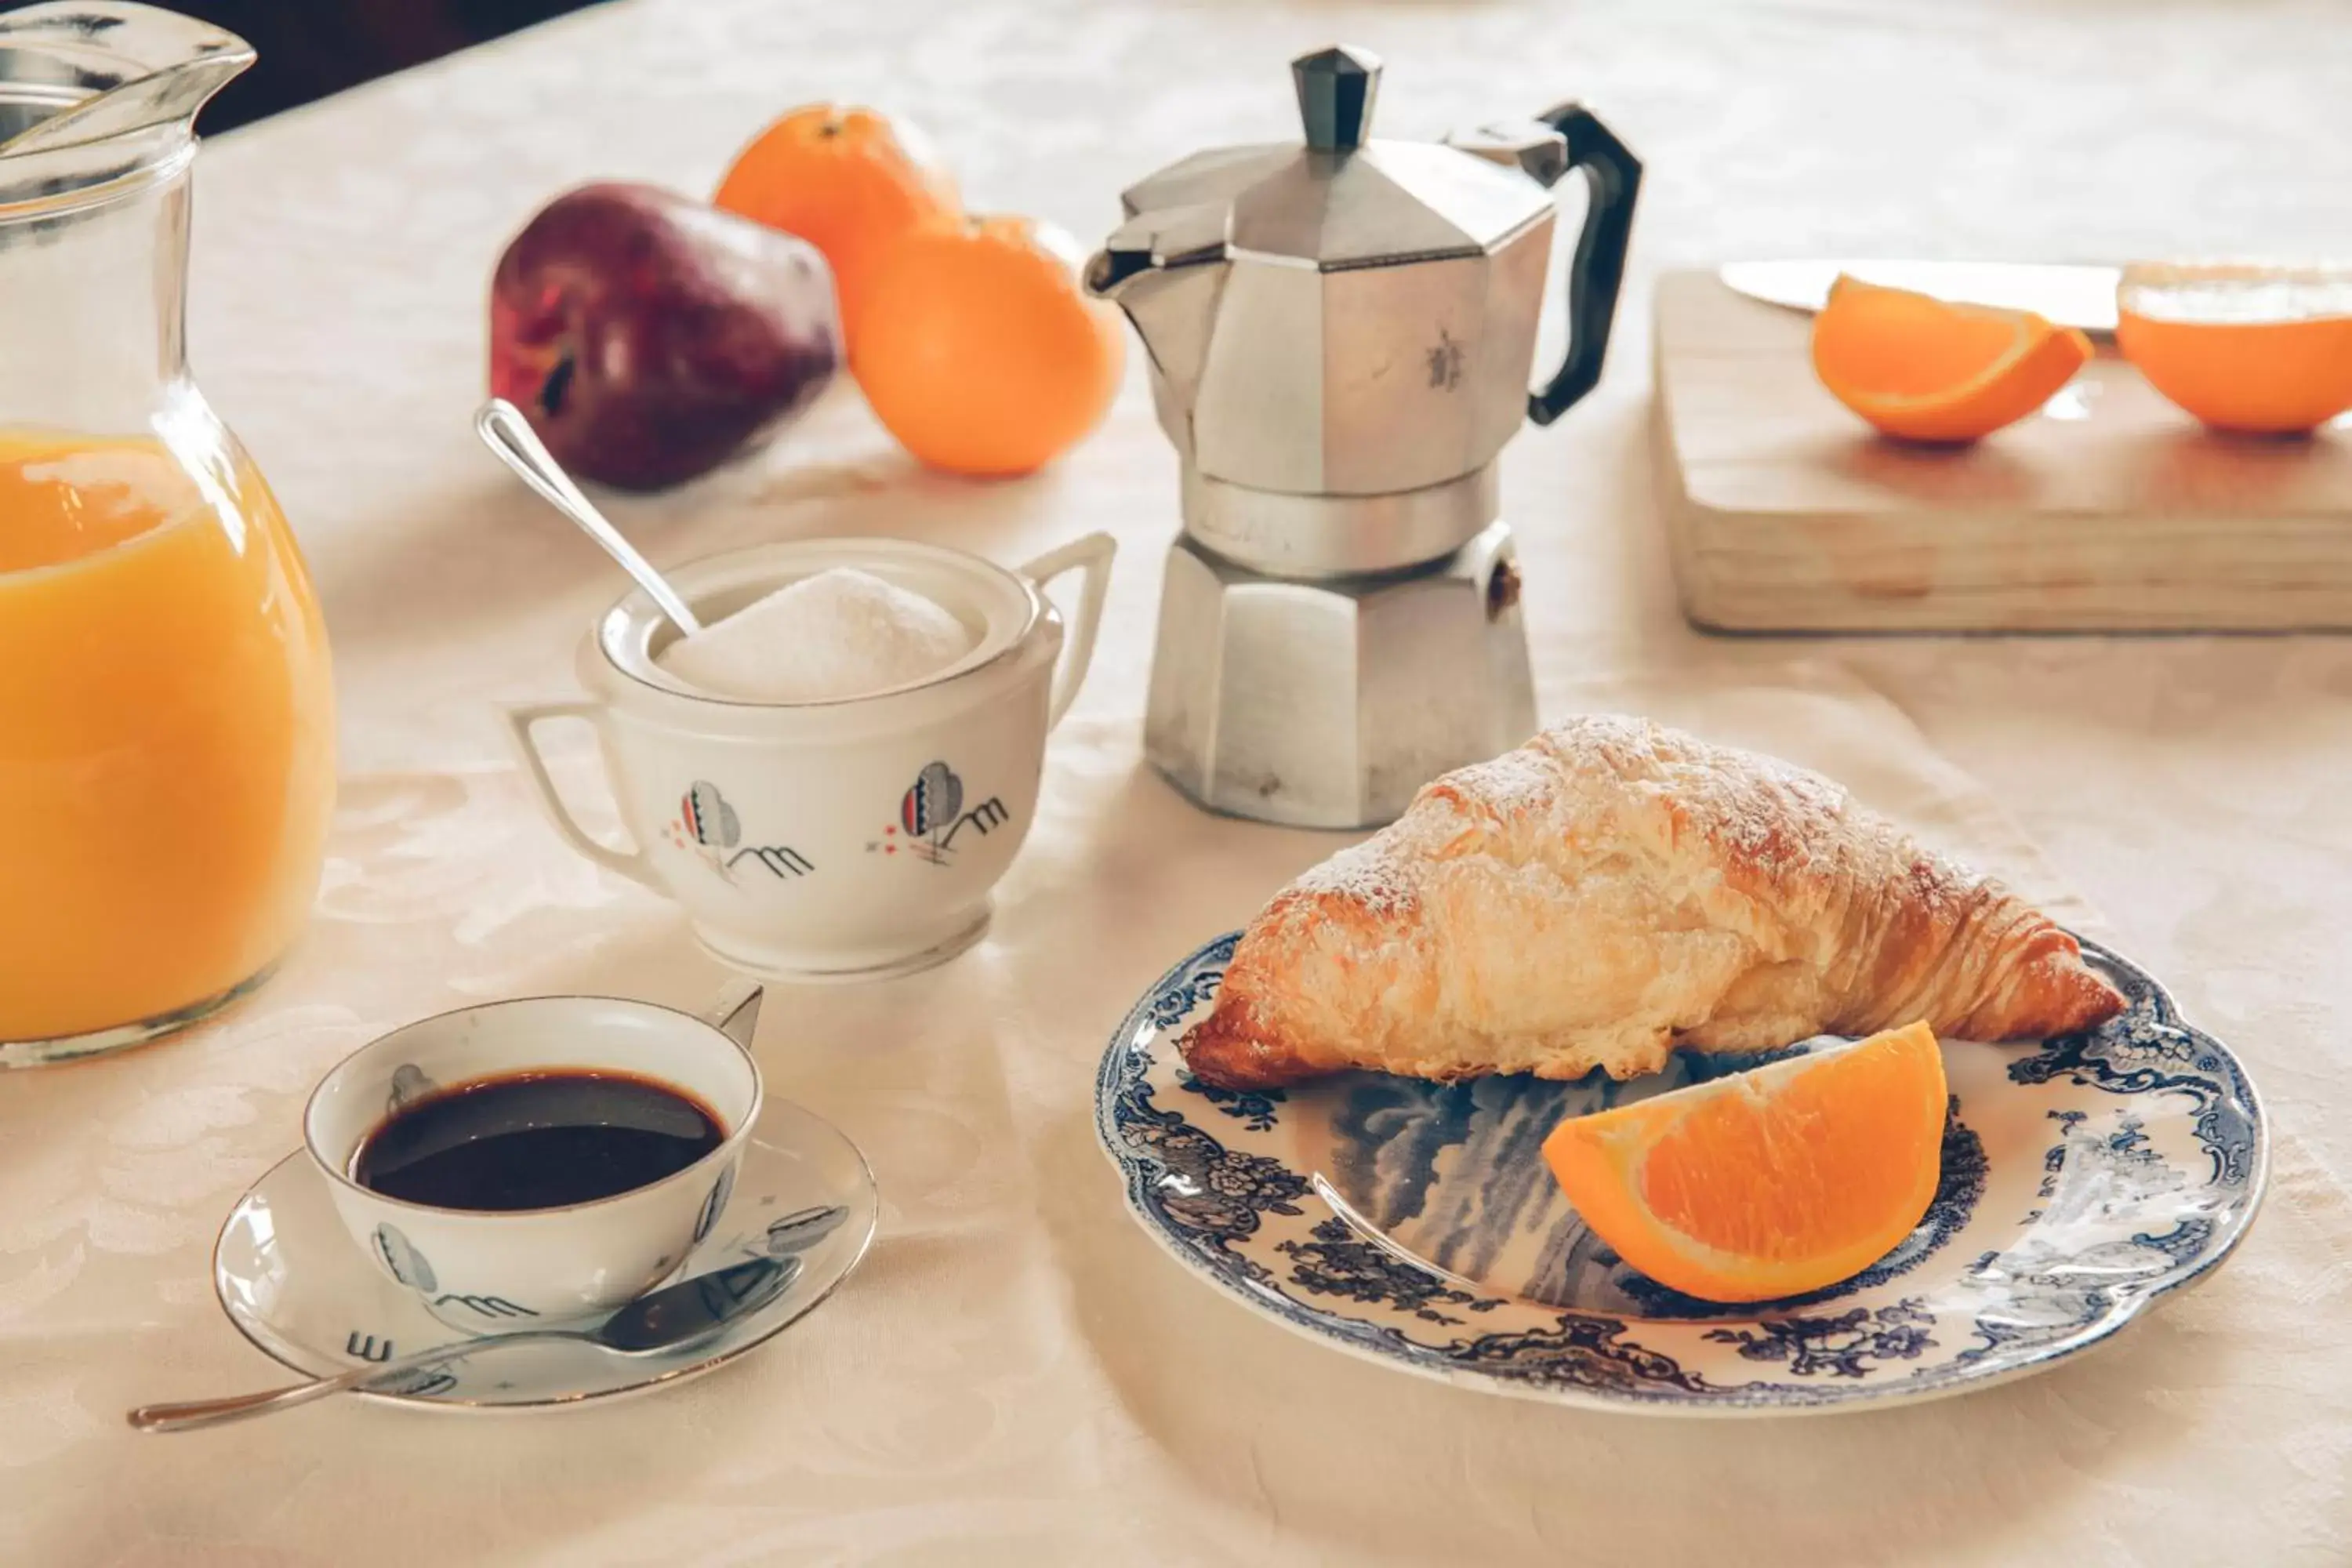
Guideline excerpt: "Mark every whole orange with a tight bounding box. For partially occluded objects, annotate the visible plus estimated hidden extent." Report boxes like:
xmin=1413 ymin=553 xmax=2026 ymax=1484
xmin=851 ymin=216 xmax=1127 ymax=477
xmin=713 ymin=105 xmax=959 ymax=333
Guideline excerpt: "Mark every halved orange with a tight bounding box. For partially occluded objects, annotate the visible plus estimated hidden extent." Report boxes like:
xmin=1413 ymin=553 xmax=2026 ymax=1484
xmin=1541 ymin=1022 xmax=1947 ymax=1304
xmin=1813 ymin=275 xmax=2092 ymax=443
xmin=2117 ymin=262 xmax=2352 ymax=434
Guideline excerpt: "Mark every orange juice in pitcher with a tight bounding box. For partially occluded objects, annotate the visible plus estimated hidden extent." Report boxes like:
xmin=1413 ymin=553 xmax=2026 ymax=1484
xmin=0 ymin=5 xmax=333 ymax=1063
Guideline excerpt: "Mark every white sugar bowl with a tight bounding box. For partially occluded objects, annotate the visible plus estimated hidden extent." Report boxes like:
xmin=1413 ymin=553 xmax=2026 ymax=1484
xmin=506 ymin=532 xmax=1113 ymax=982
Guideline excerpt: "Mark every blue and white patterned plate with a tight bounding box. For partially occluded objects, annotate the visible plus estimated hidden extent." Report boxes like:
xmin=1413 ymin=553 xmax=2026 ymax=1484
xmin=1096 ymin=933 xmax=2266 ymax=1415
xmin=213 ymin=1105 xmax=877 ymax=1412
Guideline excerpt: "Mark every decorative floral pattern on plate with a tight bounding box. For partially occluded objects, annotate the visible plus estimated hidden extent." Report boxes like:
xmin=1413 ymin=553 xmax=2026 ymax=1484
xmin=1094 ymin=932 xmax=2266 ymax=1414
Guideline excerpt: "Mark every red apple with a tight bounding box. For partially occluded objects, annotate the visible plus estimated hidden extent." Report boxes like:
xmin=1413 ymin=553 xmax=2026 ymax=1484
xmin=489 ymin=182 xmax=840 ymax=492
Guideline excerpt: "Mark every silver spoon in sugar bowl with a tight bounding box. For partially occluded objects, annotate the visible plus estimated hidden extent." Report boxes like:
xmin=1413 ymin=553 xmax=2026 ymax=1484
xmin=127 ymin=1254 xmax=797 ymax=1433
xmin=475 ymin=397 xmax=705 ymax=636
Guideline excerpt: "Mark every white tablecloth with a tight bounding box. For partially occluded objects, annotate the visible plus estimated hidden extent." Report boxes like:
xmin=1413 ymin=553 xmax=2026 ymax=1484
xmin=6 ymin=2 xmax=2351 ymax=1562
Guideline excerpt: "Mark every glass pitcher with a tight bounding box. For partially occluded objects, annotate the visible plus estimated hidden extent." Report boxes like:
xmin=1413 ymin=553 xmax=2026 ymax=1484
xmin=0 ymin=4 xmax=334 ymax=1065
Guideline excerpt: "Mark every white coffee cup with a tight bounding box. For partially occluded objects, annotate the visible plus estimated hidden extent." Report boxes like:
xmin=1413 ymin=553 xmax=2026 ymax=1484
xmin=504 ymin=533 xmax=1114 ymax=982
xmin=303 ymin=985 xmax=764 ymax=1329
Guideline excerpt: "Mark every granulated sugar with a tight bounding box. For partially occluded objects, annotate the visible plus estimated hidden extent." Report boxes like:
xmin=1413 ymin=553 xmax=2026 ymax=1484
xmin=657 ymin=566 xmax=976 ymax=702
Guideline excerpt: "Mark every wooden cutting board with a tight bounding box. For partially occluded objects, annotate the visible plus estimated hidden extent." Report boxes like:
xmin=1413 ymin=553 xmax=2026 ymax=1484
xmin=1653 ymin=268 xmax=2352 ymax=632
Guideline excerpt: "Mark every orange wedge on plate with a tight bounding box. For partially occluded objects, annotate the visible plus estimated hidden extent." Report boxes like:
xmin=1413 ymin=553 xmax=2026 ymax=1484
xmin=1541 ymin=1022 xmax=1947 ymax=1304
xmin=1812 ymin=275 xmax=2093 ymax=443
xmin=2117 ymin=262 xmax=2352 ymax=434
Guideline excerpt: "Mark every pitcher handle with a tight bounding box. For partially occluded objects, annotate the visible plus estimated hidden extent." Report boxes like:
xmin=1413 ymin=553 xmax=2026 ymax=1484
xmin=1526 ymin=103 xmax=1642 ymax=426
xmin=1016 ymin=532 xmax=1116 ymax=729
xmin=500 ymin=701 xmax=661 ymax=891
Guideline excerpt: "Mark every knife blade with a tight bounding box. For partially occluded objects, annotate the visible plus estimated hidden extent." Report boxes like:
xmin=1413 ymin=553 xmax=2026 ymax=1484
xmin=1718 ymin=259 xmax=2122 ymax=334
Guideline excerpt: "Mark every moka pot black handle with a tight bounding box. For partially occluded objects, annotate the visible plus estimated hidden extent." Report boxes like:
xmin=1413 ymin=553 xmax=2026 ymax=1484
xmin=1526 ymin=103 xmax=1642 ymax=426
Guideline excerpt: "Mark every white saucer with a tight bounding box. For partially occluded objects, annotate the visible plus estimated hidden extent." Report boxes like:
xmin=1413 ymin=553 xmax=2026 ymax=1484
xmin=212 ymin=1102 xmax=878 ymax=1411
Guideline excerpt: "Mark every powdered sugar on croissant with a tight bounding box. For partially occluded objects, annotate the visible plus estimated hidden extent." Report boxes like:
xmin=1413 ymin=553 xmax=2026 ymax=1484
xmin=1180 ymin=717 xmax=2125 ymax=1089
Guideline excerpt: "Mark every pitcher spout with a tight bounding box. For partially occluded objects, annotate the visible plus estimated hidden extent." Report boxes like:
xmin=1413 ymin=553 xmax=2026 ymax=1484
xmin=0 ymin=2 xmax=252 ymax=162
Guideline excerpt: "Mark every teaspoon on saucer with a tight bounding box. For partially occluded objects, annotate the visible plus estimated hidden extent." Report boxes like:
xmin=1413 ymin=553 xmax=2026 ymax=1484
xmin=475 ymin=397 xmax=705 ymax=636
xmin=129 ymin=1254 xmax=799 ymax=1433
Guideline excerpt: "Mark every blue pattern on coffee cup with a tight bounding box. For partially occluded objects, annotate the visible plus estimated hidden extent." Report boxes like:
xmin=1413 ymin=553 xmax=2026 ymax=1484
xmin=372 ymin=1222 xmax=437 ymax=1293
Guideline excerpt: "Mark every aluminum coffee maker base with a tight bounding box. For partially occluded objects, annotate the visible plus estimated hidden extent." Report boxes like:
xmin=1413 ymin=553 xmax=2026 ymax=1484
xmin=1144 ymin=521 xmax=1537 ymax=829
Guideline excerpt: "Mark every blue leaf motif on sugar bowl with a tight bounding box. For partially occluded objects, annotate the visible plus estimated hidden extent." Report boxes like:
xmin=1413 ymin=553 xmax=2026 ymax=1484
xmin=1094 ymin=931 xmax=2267 ymax=1414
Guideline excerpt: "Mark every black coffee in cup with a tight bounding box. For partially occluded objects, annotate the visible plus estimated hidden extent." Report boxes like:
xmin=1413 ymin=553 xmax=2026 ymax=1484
xmin=351 ymin=1070 xmax=724 ymax=1211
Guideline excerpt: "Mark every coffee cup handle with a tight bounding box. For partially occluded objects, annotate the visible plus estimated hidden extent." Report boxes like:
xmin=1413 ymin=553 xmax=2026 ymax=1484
xmin=1017 ymin=531 xmax=1116 ymax=729
xmin=500 ymin=700 xmax=662 ymax=891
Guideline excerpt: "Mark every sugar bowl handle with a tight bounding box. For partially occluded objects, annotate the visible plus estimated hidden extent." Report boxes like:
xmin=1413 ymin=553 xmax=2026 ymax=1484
xmin=1526 ymin=103 xmax=1642 ymax=426
xmin=1017 ymin=532 xmax=1117 ymax=729
xmin=501 ymin=700 xmax=662 ymax=891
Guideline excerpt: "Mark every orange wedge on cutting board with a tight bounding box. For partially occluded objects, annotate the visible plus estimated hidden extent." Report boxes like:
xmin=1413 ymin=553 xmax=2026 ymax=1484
xmin=1541 ymin=1022 xmax=1947 ymax=1304
xmin=1812 ymin=275 xmax=2093 ymax=443
xmin=2117 ymin=262 xmax=2352 ymax=434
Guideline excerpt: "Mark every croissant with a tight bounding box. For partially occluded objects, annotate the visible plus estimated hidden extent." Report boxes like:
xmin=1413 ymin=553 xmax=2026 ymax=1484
xmin=1181 ymin=717 xmax=2125 ymax=1089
